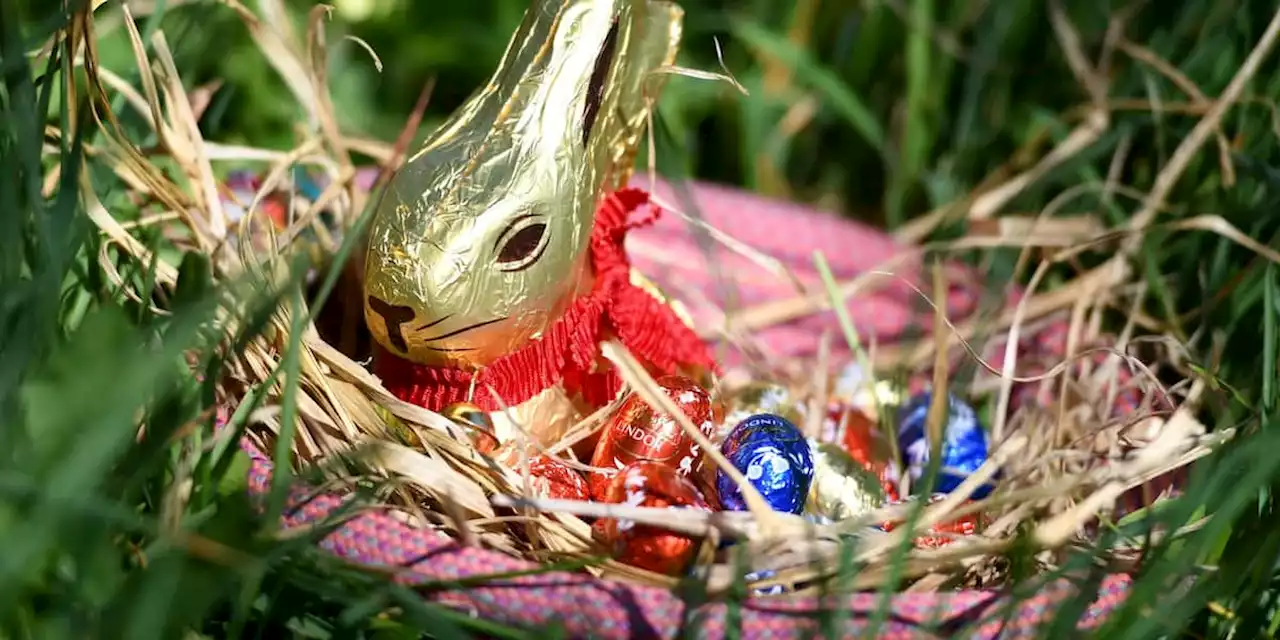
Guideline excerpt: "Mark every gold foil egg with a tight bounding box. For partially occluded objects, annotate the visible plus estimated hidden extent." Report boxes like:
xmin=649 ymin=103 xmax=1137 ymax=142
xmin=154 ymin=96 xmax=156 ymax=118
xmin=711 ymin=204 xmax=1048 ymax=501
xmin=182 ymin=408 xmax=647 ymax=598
xmin=718 ymin=382 xmax=804 ymax=440
xmin=806 ymin=440 xmax=887 ymax=521
xmin=831 ymin=363 xmax=903 ymax=421
xmin=443 ymin=402 xmax=500 ymax=454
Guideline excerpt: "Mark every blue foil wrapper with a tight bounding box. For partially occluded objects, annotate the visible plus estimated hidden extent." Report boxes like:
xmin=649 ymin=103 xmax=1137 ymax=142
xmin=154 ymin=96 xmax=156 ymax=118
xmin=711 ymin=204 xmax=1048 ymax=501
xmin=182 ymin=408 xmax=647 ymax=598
xmin=716 ymin=414 xmax=815 ymax=514
xmin=744 ymin=569 xmax=787 ymax=596
xmin=896 ymin=391 xmax=995 ymax=498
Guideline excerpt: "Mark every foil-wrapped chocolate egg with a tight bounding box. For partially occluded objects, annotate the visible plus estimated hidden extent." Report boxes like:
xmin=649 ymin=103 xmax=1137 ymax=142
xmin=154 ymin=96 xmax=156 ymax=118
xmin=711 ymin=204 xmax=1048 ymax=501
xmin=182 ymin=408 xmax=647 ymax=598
xmin=443 ymin=402 xmax=499 ymax=454
xmin=525 ymin=456 xmax=589 ymax=501
xmin=896 ymin=390 xmax=994 ymax=498
xmin=589 ymin=375 xmax=717 ymax=488
xmin=831 ymin=363 xmax=903 ymax=420
xmin=806 ymin=441 xmax=886 ymax=521
xmin=744 ymin=569 xmax=787 ymax=596
xmin=715 ymin=414 xmax=814 ymax=514
xmin=838 ymin=407 xmax=886 ymax=469
xmin=594 ymin=461 xmax=711 ymax=575
xmin=718 ymin=382 xmax=804 ymax=441
xmin=832 ymin=405 xmax=901 ymax=501
xmin=879 ymin=494 xmax=984 ymax=548
xmin=494 ymin=446 xmax=589 ymax=501
xmin=586 ymin=466 xmax=617 ymax=501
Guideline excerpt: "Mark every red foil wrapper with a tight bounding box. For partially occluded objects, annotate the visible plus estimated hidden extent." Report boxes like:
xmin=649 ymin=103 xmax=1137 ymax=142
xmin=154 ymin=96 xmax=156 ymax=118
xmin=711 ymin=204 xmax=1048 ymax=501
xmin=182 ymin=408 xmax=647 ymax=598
xmin=880 ymin=495 xmax=984 ymax=548
xmin=587 ymin=467 xmax=617 ymax=501
xmin=588 ymin=375 xmax=716 ymax=488
xmin=594 ymin=461 xmax=711 ymax=575
xmin=495 ymin=446 xmax=589 ymax=501
xmin=826 ymin=404 xmax=899 ymax=501
xmin=710 ymin=396 xmax=726 ymax=430
xmin=693 ymin=454 xmax=721 ymax=508
xmin=839 ymin=407 xmax=882 ymax=470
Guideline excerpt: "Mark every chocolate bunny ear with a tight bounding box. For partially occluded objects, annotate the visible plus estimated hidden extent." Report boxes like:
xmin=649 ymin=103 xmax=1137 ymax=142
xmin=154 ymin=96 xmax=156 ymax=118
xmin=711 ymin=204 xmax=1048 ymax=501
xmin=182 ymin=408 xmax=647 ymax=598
xmin=592 ymin=1 xmax=684 ymax=194
xmin=361 ymin=1 xmax=686 ymax=369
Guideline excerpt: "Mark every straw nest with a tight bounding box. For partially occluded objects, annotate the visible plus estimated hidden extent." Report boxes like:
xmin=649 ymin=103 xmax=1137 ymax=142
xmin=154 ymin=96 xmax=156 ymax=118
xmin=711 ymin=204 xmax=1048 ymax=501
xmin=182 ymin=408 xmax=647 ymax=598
xmin=56 ymin=0 xmax=1256 ymax=597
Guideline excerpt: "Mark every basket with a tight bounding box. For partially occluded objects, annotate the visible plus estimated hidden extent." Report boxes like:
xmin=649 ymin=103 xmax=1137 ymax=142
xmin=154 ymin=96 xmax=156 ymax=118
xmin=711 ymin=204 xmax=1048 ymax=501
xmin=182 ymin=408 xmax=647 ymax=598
xmin=229 ymin=171 xmax=1163 ymax=639
xmin=62 ymin=1 xmax=1218 ymax=634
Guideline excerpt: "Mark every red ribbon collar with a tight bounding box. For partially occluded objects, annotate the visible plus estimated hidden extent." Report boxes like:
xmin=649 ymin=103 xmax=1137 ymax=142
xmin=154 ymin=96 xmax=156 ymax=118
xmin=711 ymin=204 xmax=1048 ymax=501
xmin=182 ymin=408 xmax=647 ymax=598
xmin=374 ymin=188 xmax=717 ymax=412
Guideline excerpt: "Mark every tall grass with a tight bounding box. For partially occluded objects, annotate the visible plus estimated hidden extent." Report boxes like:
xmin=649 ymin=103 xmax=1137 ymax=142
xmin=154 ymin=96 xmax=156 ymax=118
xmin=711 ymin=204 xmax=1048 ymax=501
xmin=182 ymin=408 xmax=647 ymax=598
xmin=0 ymin=2 xmax=532 ymax=638
xmin=5 ymin=0 xmax=1280 ymax=637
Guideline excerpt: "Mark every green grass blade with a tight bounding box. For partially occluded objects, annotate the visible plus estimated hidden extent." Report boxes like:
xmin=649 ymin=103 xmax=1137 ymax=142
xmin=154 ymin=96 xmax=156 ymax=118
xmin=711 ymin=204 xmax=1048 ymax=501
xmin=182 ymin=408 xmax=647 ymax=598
xmin=731 ymin=19 xmax=886 ymax=156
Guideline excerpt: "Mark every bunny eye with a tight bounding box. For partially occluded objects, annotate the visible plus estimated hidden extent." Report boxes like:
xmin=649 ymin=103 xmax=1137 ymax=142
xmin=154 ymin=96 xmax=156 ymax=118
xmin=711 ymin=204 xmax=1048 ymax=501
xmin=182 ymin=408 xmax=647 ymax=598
xmin=495 ymin=220 xmax=549 ymax=272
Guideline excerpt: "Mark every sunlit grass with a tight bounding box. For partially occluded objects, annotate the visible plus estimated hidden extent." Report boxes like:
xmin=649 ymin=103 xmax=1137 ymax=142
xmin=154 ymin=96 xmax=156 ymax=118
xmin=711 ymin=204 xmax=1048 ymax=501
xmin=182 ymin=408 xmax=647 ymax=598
xmin=6 ymin=0 xmax=1280 ymax=638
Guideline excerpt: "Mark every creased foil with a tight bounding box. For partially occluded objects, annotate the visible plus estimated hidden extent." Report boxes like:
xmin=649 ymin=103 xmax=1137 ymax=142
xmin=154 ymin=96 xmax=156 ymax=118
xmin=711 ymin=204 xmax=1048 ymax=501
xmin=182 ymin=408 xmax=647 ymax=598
xmin=718 ymin=382 xmax=804 ymax=441
xmin=362 ymin=0 xmax=684 ymax=371
xmin=806 ymin=440 xmax=887 ymax=521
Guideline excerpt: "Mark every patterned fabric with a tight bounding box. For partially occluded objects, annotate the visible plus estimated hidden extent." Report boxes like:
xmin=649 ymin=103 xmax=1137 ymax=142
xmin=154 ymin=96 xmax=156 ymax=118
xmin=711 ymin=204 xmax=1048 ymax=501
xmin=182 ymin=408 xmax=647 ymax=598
xmin=247 ymin=446 xmax=1129 ymax=639
xmin=626 ymin=176 xmax=979 ymax=368
xmin=235 ymin=174 xmax=1147 ymax=638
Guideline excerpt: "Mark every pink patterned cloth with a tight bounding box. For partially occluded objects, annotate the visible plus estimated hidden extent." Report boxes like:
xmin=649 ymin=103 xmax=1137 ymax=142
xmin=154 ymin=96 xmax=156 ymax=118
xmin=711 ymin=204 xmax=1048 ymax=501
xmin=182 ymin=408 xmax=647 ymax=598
xmin=626 ymin=176 xmax=978 ymax=366
xmin=240 ymin=173 xmax=1140 ymax=638
xmin=248 ymin=448 xmax=1130 ymax=639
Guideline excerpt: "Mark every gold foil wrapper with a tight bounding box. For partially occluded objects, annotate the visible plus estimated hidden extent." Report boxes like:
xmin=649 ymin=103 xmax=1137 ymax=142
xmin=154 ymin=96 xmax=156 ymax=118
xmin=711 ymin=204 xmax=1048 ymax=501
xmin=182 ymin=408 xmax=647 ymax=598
xmin=442 ymin=402 xmax=500 ymax=453
xmin=831 ymin=363 xmax=903 ymax=421
xmin=361 ymin=0 xmax=684 ymax=371
xmin=718 ymin=382 xmax=804 ymax=441
xmin=487 ymin=383 xmax=590 ymax=448
xmin=806 ymin=440 xmax=886 ymax=521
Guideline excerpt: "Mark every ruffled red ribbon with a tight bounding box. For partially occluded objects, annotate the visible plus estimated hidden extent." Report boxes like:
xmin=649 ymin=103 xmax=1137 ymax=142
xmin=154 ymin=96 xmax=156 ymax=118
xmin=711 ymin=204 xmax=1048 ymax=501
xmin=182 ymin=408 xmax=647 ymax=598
xmin=374 ymin=188 xmax=718 ymax=412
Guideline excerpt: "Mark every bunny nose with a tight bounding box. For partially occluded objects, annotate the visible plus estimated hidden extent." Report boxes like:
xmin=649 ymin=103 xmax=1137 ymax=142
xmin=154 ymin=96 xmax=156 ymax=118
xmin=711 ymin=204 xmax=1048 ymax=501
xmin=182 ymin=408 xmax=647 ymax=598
xmin=367 ymin=296 xmax=417 ymax=352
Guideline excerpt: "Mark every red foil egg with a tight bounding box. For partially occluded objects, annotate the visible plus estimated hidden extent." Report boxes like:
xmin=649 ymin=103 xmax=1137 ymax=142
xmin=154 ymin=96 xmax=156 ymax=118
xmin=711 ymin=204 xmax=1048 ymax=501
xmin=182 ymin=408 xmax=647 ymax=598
xmin=840 ymin=408 xmax=883 ymax=470
xmin=494 ymin=446 xmax=589 ymax=501
xmin=588 ymin=375 xmax=717 ymax=488
xmin=880 ymin=495 xmax=984 ymax=548
xmin=826 ymin=404 xmax=900 ymax=500
xmin=587 ymin=467 xmax=617 ymax=501
xmin=525 ymin=456 xmax=590 ymax=501
xmin=912 ymin=513 xmax=981 ymax=548
xmin=594 ymin=461 xmax=711 ymax=575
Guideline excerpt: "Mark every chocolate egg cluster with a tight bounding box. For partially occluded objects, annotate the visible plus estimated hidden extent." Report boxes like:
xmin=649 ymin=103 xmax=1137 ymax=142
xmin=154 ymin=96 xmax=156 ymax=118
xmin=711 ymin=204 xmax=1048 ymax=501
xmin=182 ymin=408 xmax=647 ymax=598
xmin=445 ymin=368 xmax=997 ymax=580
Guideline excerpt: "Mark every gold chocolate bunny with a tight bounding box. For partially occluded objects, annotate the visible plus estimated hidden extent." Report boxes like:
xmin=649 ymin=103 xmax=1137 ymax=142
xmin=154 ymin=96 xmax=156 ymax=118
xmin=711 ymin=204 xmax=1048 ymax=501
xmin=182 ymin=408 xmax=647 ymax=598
xmin=363 ymin=0 xmax=707 ymax=446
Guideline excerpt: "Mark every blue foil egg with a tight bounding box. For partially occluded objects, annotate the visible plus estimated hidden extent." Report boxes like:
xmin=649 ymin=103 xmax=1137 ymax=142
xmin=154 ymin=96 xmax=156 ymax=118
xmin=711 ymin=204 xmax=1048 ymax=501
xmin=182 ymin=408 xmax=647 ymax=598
xmin=744 ymin=569 xmax=787 ymax=596
xmin=896 ymin=390 xmax=995 ymax=498
xmin=715 ymin=414 xmax=815 ymax=514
